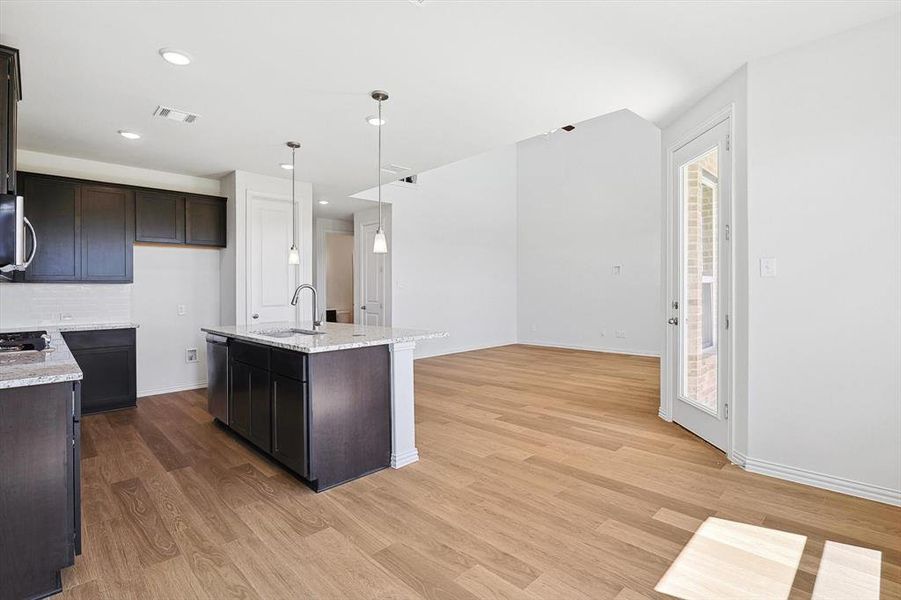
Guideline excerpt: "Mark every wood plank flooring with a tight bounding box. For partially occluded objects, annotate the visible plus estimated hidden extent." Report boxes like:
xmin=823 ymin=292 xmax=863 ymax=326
xmin=55 ymin=344 xmax=901 ymax=599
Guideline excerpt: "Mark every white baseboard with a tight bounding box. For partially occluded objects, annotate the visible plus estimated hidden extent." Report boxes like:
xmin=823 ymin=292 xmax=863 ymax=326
xmin=744 ymin=456 xmax=901 ymax=507
xmin=658 ymin=407 xmax=672 ymax=421
xmin=518 ymin=340 xmax=661 ymax=358
xmin=390 ymin=448 xmax=419 ymax=469
xmin=138 ymin=381 xmax=207 ymax=398
xmin=730 ymin=450 xmax=748 ymax=468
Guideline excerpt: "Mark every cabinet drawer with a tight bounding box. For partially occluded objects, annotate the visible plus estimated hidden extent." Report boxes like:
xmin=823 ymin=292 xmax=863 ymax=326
xmin=231 ymin=340 xmax=269 ymax=370
xmin=62 ymin=328 xmax=135 ymax=350
xmin=270 ymin=348 xmax=307 ymax=381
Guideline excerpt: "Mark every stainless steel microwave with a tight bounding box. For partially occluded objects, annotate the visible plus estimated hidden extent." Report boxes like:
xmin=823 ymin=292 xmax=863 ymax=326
xmin=0 ymin=193 xmax=36 ymax=274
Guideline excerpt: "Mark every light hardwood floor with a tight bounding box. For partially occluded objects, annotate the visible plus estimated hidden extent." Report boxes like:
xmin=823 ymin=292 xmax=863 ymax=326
xmin=56 ymin=345 xmax=900 ymax=599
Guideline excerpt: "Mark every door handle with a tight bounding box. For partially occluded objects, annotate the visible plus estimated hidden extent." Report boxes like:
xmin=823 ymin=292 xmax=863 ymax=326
xmin=361 ymin=305 xmax=366 ymax=310
xmin=252 ymin=313 xmax=259 ymax=319
xmin=668 ymin=317 xmax=679 ymax=325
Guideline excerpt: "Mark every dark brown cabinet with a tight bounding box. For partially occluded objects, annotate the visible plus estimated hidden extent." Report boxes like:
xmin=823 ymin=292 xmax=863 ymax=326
xmin=230 ymin=350 xmax=271 ymax=452
xmin=0 ymin=45 xmax=21 ymax=195
xmin=15 ymin=172 xmax=227 ymax=284
xmin=0 ymin=380 xmax=81 ymax=600
xmin=135 ymin=190 xmax=185 ymax=244
xmin=186 ymin=195 xmax=227 ymax=247
xmin=62 ymin=328 xmax=136 ymax=414
xmin=81 ymin=185 xmax=134 ymax=281
xmin=21 ymin=174 xmax=81 ymax=282
xmin=271 ymin=373 xmax=309 ymax=477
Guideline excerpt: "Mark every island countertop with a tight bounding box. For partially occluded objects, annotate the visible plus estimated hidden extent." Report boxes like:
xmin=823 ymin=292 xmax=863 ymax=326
xmin=201 ymin=321 xmax=447 ymax=353
xmin=0 ymin=329 xmax=83 ymax=389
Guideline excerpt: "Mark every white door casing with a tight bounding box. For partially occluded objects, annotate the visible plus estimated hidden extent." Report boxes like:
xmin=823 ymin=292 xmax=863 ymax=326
xmin=665 ymin=115 xmax=733 ymax=454
xmin=358 ymin=220 xmax=386 ymax=327
xmin=247 ymin=191 xmax=298 ymax=324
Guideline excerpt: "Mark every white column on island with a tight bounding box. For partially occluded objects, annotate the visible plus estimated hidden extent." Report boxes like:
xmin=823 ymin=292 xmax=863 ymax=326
xmin=389 ymin=341 xmax=419 ymax=468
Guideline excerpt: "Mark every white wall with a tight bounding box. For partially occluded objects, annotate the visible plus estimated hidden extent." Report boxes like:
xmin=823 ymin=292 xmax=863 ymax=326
xmin=8 ymin=150 xmax=223 ymax=396
xmin=218 ymin=170 xmax=313 ymax=326
xmin=517 ymin=110 xmax=662 ymax=356
xmin=133 ymin=246 xmax=220 ymax=396
xmin=360 ymin=146 xmax=519 ymax=358
xmin=745 ymin=15 xmax=901 ymax=498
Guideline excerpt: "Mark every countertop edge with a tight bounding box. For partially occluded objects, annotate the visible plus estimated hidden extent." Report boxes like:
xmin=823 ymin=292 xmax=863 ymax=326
xmin=201 ymin=325 xmax=449 ymax=354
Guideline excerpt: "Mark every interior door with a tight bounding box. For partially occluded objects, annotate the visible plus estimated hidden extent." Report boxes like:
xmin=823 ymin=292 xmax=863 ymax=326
xmin=247 ymin=191 xmax=297 ymax=324
xmin=669 ymin=118 xmax=731 ymax=452
xmin=358 ymin=221 xmax=385 ymax=327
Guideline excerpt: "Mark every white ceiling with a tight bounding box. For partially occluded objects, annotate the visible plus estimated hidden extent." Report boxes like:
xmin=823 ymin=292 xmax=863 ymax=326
xmin=1 ymin=1 xmax=898 ymax=215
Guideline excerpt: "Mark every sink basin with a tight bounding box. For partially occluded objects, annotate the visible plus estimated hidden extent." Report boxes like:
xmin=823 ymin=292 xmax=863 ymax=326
xmin=256 ymin=327 xmax=326 ymax=338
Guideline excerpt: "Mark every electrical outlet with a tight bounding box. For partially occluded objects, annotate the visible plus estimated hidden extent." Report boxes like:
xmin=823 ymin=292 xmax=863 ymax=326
xmin=612 ymin=265 xmax=622 ymax=276
xmin=600 ymin=329 xmax=606 ymax=337
xmin=531 ymin=324 xmax=537 ymax=332
xmin=615 ymin=330 xmax=626 ymax=339
xmin=759 ymin=257 xmax=777 ymax=277
xmin=185 ymin=348 xmax=198 ymax=363
xmin=177 ymin=304 xmax=187 ymax=316
xmin=59 ymin=312 xmax=73 ymax=321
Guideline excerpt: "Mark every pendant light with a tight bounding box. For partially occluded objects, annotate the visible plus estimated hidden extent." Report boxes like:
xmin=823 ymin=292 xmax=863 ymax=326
xmin=286 ymin=141 xmax=301 ymax=265
xmin=371 ymin=90 xmax=389 ymax=254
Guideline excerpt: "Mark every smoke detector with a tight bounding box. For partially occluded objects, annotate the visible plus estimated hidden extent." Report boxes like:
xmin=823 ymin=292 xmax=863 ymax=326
xmin=153 ymin=105 xmax=200 ymax=124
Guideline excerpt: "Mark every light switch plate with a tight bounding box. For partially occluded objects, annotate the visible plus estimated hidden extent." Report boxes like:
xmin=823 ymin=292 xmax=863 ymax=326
xmin=177 ymin=304 xmax=187 ymax=316
xmin=759 ymin=257 xmax=777 ymax=277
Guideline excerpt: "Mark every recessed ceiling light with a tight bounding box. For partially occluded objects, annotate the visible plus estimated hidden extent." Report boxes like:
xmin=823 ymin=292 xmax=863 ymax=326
xmin=159 ymin=48 xmax=192 ymax=66
xmin=118 ymin=130 xmax=141 ymax=140
xmin=279 ymin=163 xmax=293 ymax=170
xmin=318 ymin=200 xmax=329 ymax=205
xmin=366 ymin=115 xmax=385 ymax=126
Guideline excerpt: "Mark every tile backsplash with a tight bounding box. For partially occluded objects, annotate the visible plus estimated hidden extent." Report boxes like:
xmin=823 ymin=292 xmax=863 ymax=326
xmin=0 ymin=282 xmax=133 ymax=328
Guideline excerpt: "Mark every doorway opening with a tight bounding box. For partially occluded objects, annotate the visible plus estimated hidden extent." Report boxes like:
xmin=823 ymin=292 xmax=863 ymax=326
xmin=324 ymin=232 xmax=354 ymax=323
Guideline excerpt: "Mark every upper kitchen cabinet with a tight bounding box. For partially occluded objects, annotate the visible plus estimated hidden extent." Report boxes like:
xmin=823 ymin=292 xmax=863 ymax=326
xmin=0 ymin=45 xmax=22 ymax=195
xmin=135 ymin=190 xmax=185 ymax=244
xmin=20 ymin=174 xmax=82 ymax=282
xmin=80 ymin=185 xmax=134 ymax=281
xmin=185 ymin=195 xmax=226 ymax=247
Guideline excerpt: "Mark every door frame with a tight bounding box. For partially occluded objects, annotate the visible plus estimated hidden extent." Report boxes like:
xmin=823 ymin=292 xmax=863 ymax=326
xmin=661 ymin=103 xmax=737 ymax=462
xmin=314 ymin=217 xmax=355 ymax=321
xmin=353 ymin=206 xmax=391 ymax=327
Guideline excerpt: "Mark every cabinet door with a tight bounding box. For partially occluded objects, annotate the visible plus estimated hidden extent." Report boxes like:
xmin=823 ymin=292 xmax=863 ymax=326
xmin=230 ymin=360 xmax=271 ymax=451
xmin=21 ymin=174 xmax=82 ymax=282
xmin=271 ymin=374 xmax=308 ymax=477
xmin=81 ymin=185 xmax=134 ymax=282
xmin=71 ymin=345 xmax=136 ymax=414
xmin=135 ymin=190 xmax=185 ymax=244
xmin=185 ymin=195 xmax=226 ymax=247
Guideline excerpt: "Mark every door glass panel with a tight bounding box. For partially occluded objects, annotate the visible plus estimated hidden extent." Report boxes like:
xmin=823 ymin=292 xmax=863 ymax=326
xmin=680 ymin=147 xmax=719 ymax=414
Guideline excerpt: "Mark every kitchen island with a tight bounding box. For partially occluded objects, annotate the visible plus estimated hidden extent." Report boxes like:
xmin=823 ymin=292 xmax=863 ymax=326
xmin=201 ymin=322 xmax=446 ymax=491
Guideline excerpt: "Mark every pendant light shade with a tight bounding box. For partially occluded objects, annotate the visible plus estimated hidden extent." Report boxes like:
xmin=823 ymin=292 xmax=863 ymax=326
xmin=286 ymin=141 xmax=301 ymax=264
xmin=371 ymin=90 xmax=389 ymax=254
xmin=373 ymin=228 xmax=388 ymax=254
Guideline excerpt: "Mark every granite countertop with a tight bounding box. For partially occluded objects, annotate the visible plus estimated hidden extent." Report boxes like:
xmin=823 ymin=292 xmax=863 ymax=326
xmin=202 ymin=321 xmax=448 ymax=354
xmin=0 ymin=329 xmax=83 ymax=389
xmin=0 ymin=322 xmax=139 ymax=333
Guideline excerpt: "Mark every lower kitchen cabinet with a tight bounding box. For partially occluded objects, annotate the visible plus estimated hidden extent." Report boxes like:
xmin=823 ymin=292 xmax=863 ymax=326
xmin=61 ymin=328 xmax=136 ymax=414
xmin=0 ymin=380 xmax=81 ymax=600
xmin=271 ymin=373 xmax=308 ymax=478
xmin=230 ymin=359 xmax=271 ymax=452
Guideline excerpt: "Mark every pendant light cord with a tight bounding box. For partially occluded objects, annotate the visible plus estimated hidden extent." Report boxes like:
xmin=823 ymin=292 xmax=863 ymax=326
xmin=291 ymin=145 xmax=296 ymax=246
xmin=377 ymin=99 xmax=382 ymax=228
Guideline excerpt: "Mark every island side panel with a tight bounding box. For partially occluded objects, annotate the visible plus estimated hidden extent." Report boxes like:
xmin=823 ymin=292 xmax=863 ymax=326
xmin=308 ymin=345 xmax=391 ymax=490
xmin=389 ymin=341 xmax=419 ymax=468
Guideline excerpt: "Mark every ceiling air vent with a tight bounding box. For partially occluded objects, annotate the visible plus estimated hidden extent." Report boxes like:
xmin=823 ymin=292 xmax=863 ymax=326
xmin=153 ymin=105 xmax=200 ymax=124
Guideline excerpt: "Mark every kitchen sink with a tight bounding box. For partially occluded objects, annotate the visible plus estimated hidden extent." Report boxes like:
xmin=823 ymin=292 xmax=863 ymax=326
xmin=256 ymin=327 xmax=327 ymax=338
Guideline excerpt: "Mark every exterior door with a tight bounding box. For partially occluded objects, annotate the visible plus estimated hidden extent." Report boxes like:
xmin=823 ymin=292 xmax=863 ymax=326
xmin=669 ymin=118 xmax=731 ymax=452
xmin=247 ymin=191 xmax=297 ymax=324
xmin=358 ymin=221 xmax=386 ymax=327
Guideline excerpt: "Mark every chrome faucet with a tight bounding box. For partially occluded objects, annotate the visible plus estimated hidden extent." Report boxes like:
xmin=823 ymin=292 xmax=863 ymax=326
xmin=290 ymin=284 xmax=322 ymax=328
